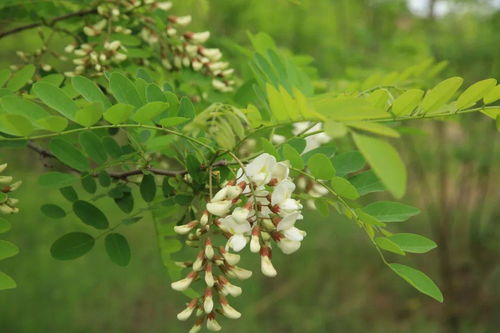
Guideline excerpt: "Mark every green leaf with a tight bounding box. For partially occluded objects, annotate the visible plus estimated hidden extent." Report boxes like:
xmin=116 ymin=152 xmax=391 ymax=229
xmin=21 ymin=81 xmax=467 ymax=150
xmin=50 ymin=232 xmax=95 ymax=260
xmin=75 ymin=102 xmax=104 ymax=127
xmin=0 ymin=95 xmax=49 ymax=120
xmin=0 ymin=217 xmax=11 ymax=234
xmin=392 ymin=89 xmax=424 ymax=116
xmin=315 ymin=198 xmax=329 ymax=216
xmin=39 ymin=172 xmax=79 ymax=188
xmin=258 ymin=137 xmax=279 ymax=158
xmin=49 ymin=138 xmax=89 ymax=171
xmin=389 ymin=263 xmax=443 ymax=302
xmin=483 ymin=85 xmax=500 ymax=105
xmin=7 ymin=64 xmax=35 ymax=91
xmin=105 ymin=233 xmax=131 ymax=267
xmin=0 ymin=271 xmax=16 ymax=290
xmin=355 ymin=209 xmax=385 ymax=227
xmin=287 ymin=138 xmax=307 ymax=154
xmin=33 ymin=82 xmax=78 ymax=120
xmin=114 ymin=192 xmax=134 ymax=213
xmin=103 ymin=103 xmax=134 ymax=124
xmin=347 ymin=121 xmax=400 ymax=138
xmin=71 ymin=76 xmax=110 ymax=108
xmin=178 ymin=97 xmax=196 ymax=119
xmin=98 ymin=171 xmax=111 ymax=187
xmin=132 ymin=101 xmax=168 ymax=124
xmin=140 ymin=174 xmax=156 ymax=202
xmin=0 ymin=240 xmax=19 ymax=260
xmin=0 ymin=114 xmax=33 ymax=136
xmin=375 ymin=237 xmax=405 ymax=255
xmin=73 ymin=200 xmax=109 ymax=230
xmin=79 ymin=131 xmax=107 ymax=165
xmin=282 ymin=144 xmax=304 ymax=169
xmin=40 ymin=204 xmax=66 ymax=219
xmin=323 ymin=120 xmax=348 ymax=138
xmin=102 ymin=137 xmax=123 ymax=158
xmin=146 ymin=83 xmax=167 ymax=102
xmin=363 ymin=201 xmax=420 ymax=222
xmin=158 ymin=117 xmax=189 ymax=127
xmin=308 ymin=153 xmax=335 ymax=179
xmin=332 ymin=151 xmax=365 ymax=177
xmin=330 ymin=176 xmax=359 ymax=200
xmin=352 ymin=133 xmax=406 ymax=198
xmin=456 ymin=78 xmax=497 ymax=110
xmin=420 ymin=77 xmax=463 ymax=113
xmin=60 ymin=186 xmax=78 ymax=202
xmin=35 ymin=116 xmax=68 ymax=132
xmin=109 ymin=73 xmax=142 ymax=108
xmin=0 ymin=69 xmax=10 ymax=87
xmin=388 ymin=233 xmax=437 ymax=253
xmin=81 ymin=174 xmax=97 ymax=194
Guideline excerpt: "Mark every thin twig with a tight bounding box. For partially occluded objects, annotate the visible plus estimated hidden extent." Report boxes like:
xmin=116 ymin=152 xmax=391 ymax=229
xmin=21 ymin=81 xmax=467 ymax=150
xmin=0 ymin=9 xmax=98 ymax=39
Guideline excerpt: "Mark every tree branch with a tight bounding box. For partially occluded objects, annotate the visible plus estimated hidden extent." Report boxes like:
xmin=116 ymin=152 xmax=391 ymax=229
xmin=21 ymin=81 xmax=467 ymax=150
xmin=0 ymin=8 xmax=98 ymax=39
xmin=27 ymin=142 xmax=228 ymax=179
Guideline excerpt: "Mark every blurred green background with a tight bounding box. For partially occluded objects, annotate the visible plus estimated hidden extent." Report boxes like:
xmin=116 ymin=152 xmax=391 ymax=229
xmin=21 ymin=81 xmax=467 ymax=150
xmin=1 ymin=0 xmax=500 ymax=332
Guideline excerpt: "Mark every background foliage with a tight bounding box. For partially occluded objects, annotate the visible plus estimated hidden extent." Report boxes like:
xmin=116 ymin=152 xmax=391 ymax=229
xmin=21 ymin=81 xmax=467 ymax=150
xmin=0 ymin=0 xmax=499 ymax=332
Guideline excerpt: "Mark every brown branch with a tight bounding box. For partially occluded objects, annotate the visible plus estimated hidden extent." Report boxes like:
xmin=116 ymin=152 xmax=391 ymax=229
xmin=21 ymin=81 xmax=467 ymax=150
xmin=27 ymin=142 xmax=229 ymax=179
xmin=0 ymin=8 xmax=98 ymax=39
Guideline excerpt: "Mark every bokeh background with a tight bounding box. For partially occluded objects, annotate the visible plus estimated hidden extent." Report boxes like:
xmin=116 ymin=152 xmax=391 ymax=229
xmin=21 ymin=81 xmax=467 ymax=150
xmin=1 ymin=0 xmax=499 ymax=332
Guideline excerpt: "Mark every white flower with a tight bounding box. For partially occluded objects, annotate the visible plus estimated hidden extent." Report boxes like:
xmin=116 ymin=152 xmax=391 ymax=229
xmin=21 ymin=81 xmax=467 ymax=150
xmin=177 ymin=299 xmax=197 ymax=321
xmin=227 ymin=266 xmax=253 ymax=280
xmin=176 ymin=15 xmax=192 ymax=26
xmin=219 ymin=216 xmax=251 ymax=252
xmin=241 ymin=153 xmax=277 ymax=186
xmin=212 ymin=187 xmax=228 ymax=202
xmin=220 ymin=296 xmax=241 ymax=319
xmin=271 ymin=179 xmax=303 ymax=216
xmin=203 ymin=288 xmax=214 ymax=313
xmin=171 ymin=272 xmax=197 ymax=291
xmin=250 ymin=227 xmax=261 ymax=253
xmin=270 ymin=161 xmax=290 ymax=184
xmin=219 ymin=247 xmax=240 ymax=265
xmin=275 ymin=212 xmax=306 ymax=255
xmin=190 ymin=31 xmax=210 ymax=43
xmin=173 ymin=220 xmax=198 ymax=235
xmin=226 ymin=185 xmax=243 ymax=199
xmin=231 ymin=207 xmax=250 ymax=223
xmin=206 ymin=315 xmax=221 ymax=331
xmin=157 ymin=1 xmax=173 ymax=11
xmin=206 ymin=200 xmax=232 ymax=216
xmin=261 ymin=254 xmax=277 ymax=277
xmin=277 ymin=238 xmax=302 ymax=255
xmin=219 ymin=276 xmax=242 ymax=297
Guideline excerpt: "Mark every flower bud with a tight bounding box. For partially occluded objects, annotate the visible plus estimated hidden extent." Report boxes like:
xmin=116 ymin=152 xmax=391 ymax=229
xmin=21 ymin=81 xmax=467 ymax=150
xmin=0 ymin=164 xmax=7 ymax=173
xmin=219 ymin=295 xmax=241 ymax=319
xmin=226 ymin=265 xmax=252 ymax=280
xmin=204 ymin=238 xmax=214 ymax=259
xmin=218 ymin=275 xmax=242 ymax=297
xmin=203 ymin=288 xmax=214 ymax=313
xmin=192 ymin=250 xmax=205 ymax=271
xmin=206 ymin=200 xmax=232 ymax=217
xmin=250 ymin=227 xmax=261 ymax=253
xmin=171 ymin=271 xmax=197 ymax=291
xmin=189 ymin=318 xmax=203 ymax=333
xmin=176 ymin=15 xmax=192 ymax=26
xmin=206 ymin=312 xmax=221 ymax=331
xmin=205 ymin=263 xmax=214 ymax=287
xmin=211 ymin=187 xmax=228 ymax=202
xmin=177 ymin=298 xmax=198 ymax=321
xmin=174 ymin=220 xmax=198 ymax=235
xmin=226 ymin=185 xmax=243 ymax=200
xmin=219 ymin=247 xmax=240 ymax=265
xmin=185 ymin=31 xmax=210 ymax=43
xmin=0 ymin=176 xmax=13 ymax=184
xmin=260 ymin=247 xmax=277 ymax=277
xmin=157 ymin=1 xmax=173 ymax=11
xmin=231 ymin=206 xmax=250 ymax=224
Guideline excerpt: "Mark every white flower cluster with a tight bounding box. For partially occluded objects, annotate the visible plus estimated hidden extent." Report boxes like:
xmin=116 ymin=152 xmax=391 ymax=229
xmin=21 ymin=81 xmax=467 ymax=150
xmin=170 ymin=153 xmax=305 ymax=331
xmin=63 ymin=0 xmax=235 ymax=92
xmin=0 ymin=164 xmax=22 ymax=214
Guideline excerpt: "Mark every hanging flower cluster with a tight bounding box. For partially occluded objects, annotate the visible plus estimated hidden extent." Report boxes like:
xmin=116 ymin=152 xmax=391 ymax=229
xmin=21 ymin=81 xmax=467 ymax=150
xmin=0 ymin=164 xmax=21 ymax=215
xmin=171 ymin=153 xmax=305 ymax=331
xmin=63 ymin=0 xmax=235 ymax=92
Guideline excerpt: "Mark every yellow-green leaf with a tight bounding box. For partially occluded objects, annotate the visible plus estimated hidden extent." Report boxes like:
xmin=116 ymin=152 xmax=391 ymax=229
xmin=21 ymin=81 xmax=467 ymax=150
xmin=392 ymin=89 xmax=424 ymax=115
xmin=420 ymin=77 xmax=463 ymax=113
xmin=456 ymin=78 xmax=496 ymax=110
